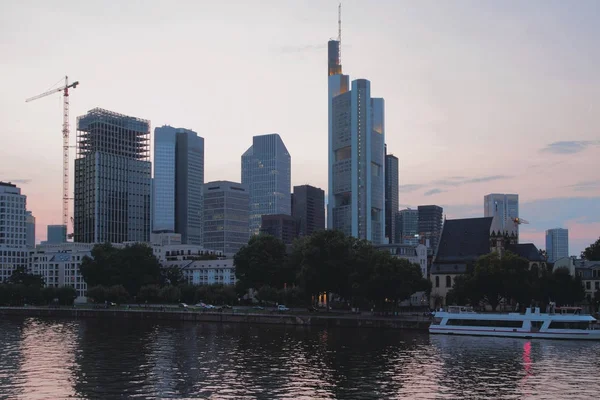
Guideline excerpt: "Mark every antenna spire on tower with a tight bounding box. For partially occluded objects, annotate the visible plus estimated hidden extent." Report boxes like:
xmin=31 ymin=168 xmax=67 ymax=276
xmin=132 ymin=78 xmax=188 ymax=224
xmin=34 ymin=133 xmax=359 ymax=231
xmin=338 ymin=1 xmax=342 ymax=63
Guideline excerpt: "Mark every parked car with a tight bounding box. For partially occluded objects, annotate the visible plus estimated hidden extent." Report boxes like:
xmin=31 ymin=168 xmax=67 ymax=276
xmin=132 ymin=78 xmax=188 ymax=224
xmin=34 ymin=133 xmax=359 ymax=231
xmin=179 ymin=303 xmax=188 ymax=309
xmin=253 ymin=306 xmax=264 ymax=310
xmin=222 ymin=305 xmax=232 ymax=309
xmin=277 ymin=305 xmax=290 ymax=312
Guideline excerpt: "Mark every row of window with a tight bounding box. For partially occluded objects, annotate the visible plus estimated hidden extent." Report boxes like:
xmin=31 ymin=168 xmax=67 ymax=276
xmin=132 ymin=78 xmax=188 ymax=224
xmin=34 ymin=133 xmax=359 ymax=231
xmin=435 ymin=275 xmax=453 ymax=288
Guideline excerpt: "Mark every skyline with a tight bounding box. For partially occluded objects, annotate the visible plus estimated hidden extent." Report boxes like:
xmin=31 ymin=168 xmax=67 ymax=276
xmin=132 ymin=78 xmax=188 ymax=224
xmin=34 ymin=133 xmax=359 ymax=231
xmin=1 ymin=0 xmax=598 ymax=254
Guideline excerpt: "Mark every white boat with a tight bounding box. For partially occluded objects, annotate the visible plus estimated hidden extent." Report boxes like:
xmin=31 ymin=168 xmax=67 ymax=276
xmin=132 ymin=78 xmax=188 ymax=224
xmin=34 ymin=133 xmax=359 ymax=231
xmin=430 ymin=305 xmax=600 ymax=340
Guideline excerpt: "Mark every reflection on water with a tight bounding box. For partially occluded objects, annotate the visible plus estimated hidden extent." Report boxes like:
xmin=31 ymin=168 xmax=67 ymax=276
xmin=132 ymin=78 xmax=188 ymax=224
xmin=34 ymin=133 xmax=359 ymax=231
xmin=0 ymin=317 xmax=599 ymax=399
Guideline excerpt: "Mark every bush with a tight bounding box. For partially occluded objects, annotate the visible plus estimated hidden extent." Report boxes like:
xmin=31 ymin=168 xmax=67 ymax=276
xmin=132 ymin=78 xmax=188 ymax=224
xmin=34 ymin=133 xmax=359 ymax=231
xmin=57 ymin=286 xmax=77 ymax=305
xmin=159 ymin=285 xmax=181 ymax=303
xmin=137 ymin=284 xmax=161 ymax=303
xmin=86 ymin=285 xmax=107 ymax=303
xmin=107 ymin=285 xmax=129 ymax=304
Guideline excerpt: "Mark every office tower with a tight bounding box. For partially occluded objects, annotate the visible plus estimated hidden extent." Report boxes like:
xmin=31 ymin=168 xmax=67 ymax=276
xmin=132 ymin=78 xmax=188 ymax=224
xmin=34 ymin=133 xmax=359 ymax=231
xmin=292 ymin=185 xmax=325 ymax=237
xmin=241 ymin=134 xmax=291 ymax=236
xmin=418 ymin=205 xmax=443 ymax=253
xmin=260 ymin=214 xmax=297 ymax=245
xmin=74 ymin=108 xmax=151 ymax=243
xmin=153 ymin=126 xmax=204 ymax=245
xmin=385 ymin=150 xmax=399 ymax=243
xmin=328 ymin=26 xmax=385 ymax=243
xmin=203 ymin=181 xmax=249 ymax=255
xmin=484 ymin=193 xmax=519 ymax=237
xmin=46 ymin=225 xmax=67 ymax=244
xmin=546 ymin=228 xmax=569 ymax=263
xmin=0 ymin=182 xmax=28 ymax=282
xmin=395 ymin=208 xmax=419 ymax=245
xmin=25 ymin=211 xmax=35 ymax=248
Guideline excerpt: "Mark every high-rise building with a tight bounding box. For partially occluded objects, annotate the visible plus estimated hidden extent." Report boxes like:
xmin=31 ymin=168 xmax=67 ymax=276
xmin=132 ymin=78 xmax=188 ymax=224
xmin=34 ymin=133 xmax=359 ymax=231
xmin=546 ymin=228 xmax=569 ymax=263
xmin=260 ymin=214 xmax=297 ymax=246
xmin=153 ymin=125 xmax=204 ymax=245
xmin=484 ymin=193 xmax=519 ymax=237
xmin=25 ymin=211 xmax=35 ymax=248
xmin=418 ymin=205 xmax=443 ymax=254
xmin=395 ymin=208 xmax=419 ymax=246
xmin=292 ymin=185 xmax=325 ymax=237
xmin=46 ymin=225 xmax=67 ymax=244
xmin=203 ymin=181 xmax=250 ymax=255
xmin=241 ymin=134 xmax=291 ymax=236
xmin=74 ymin=108 xmax=151 ymax=243
xmin=0 ymin=182 xmax=28 ymax=282
xmin=327 ymin=27 xmax=385 ymax=243
xmin=385 ymin=150 xmax=399 ymax=244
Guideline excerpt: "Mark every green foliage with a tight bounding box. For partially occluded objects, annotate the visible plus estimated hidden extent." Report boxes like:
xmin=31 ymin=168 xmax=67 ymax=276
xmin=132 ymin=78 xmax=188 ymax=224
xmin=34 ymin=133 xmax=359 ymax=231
xmin=86 ymin=285 xmax=107 ymax=303
xmin=256 ymin=285 xmax=279 ymax=304
xmin=107 ymin=285 xmax=129 ymax=304
xmin=159 ymin=285 xmax=181 ymax=303
xmin=179 ymin=284 xmax=197 ymax=304
xmin=194 ymin=284 xmax=237 ymax=305
xmin=447 ymin=252 xmax=586 ymax=310
xmin=137 ymin=284 xmax=161 ymax=303
xmin=80 ymin=243 xmax=161 ymax=296
xmin=234 ymin=235 xmax=289 ymax=291
xmin=582 ymin=237 xmax=600 ymax=261
xmin=56 ymin=286 xmax=77 ymax=305
xmin=160 ymin=266 xmax=185 ymax=286
xmin=6 ymin=267 xmax=45 ymax=288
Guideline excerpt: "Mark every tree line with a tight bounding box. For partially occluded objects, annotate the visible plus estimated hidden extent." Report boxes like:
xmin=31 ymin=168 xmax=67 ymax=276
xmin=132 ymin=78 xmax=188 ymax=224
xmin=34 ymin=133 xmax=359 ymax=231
xmin=234 ymin=230 xmax=430 ymax=310
xmin=446 ymin=252 xmax=585 ymax=311
xmin=0 ymin=267 xmax=77 ymax=306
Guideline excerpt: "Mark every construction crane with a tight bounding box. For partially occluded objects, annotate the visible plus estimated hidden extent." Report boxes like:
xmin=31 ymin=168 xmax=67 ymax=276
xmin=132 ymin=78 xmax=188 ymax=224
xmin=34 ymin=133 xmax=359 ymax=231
xmin=512 ymin=217 xmax=529 ymax=225
xmin=26 ymin=76 xmax=79 ymax=231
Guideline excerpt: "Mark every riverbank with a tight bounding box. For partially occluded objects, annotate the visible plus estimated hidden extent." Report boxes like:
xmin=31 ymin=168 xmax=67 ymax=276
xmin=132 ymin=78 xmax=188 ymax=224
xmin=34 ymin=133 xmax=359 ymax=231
xmin=0 ymin=306 xmax=431 ymax=331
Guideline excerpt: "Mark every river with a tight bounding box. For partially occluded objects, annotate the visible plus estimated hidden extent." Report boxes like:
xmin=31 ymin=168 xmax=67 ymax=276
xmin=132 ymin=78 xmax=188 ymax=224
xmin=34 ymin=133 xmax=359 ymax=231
xmin=0 ymin=317 xmax=599 ymax=399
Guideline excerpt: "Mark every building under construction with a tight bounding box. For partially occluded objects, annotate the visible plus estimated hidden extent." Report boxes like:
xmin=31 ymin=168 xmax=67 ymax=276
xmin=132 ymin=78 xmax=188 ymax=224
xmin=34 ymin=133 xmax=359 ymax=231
xmin=73 ymin=108 xmax=151 ymax=243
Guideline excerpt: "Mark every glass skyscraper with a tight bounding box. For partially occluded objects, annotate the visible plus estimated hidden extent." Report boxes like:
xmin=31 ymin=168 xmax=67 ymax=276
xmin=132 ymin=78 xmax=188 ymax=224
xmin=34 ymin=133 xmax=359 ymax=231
xmin=546 ymin=228 xmax=569 ymax=262
xmin=241 ymin=134 xmax=291 ymax=236
xmin=385 ymin=150 xmax=399 ymax=244
xmin=395 ymin=208 xmax=419 ymax=246
xmin=484 ymin=193 xmax=519 ymax=238
xmin=74 ymin=108 xmax=151 ymax=243
xmin=152 ymin=126 xmax=204 ymax=245
xmin=203 ymin=181 xmax=249 ymax=255
xmin=328 ymin=38 xmax=385 ymax=243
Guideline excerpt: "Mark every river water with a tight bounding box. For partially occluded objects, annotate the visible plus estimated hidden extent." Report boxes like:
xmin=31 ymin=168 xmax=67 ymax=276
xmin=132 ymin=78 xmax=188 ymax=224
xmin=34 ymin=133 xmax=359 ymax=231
xmin=0 ymin=317 xmax=599 ymax=399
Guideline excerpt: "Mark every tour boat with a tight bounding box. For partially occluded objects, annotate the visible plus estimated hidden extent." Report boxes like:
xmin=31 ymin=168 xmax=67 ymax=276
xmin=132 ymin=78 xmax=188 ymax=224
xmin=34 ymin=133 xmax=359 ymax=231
xmin=430 ymin=306 xmax=600 ymax=340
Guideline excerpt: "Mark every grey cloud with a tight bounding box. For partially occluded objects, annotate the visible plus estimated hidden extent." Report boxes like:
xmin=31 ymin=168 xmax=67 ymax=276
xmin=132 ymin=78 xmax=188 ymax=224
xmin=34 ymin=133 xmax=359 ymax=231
xmin=5 ymin=179 xmax=31 ymax=184
xmin=276 ymin=44 xmax=327 ymax=54
xmin=566 ymin=180 xmax=600 ymax=192
xmin=424 ymin=188 xmax=445 ymax=196
xmin=540 ymin=141 xmax=600 ymax=154
xmin=399 ymin=184 xmax=426 ymax=193
xmin=434 ymin=175 xmax=512 ymax=187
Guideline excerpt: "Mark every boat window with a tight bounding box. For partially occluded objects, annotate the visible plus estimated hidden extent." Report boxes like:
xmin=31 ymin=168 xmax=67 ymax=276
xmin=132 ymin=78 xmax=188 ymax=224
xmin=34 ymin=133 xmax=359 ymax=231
xmin=431 ymin=317 xmax=442 ymax=325
xmin=548 ymin=321 xmax=589 ymax=330
xmin=446 ymin=319 xmax=523 ymax=328
xmin=531 ymin=321 xmax=544 ymax=330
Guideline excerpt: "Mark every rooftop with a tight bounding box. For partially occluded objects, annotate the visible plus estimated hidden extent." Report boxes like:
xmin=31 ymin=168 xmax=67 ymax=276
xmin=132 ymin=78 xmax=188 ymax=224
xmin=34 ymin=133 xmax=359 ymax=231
xmin=434 ymin=217 xmax=493 ymax=264
xmin=506 ymin=243 xmax=545 ymax=262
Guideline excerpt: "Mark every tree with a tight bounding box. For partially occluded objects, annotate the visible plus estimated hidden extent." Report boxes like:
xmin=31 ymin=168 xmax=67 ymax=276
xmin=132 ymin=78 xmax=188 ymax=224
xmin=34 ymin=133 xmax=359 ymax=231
xmin=7 ymin=267 xmax=45 ymax=288
xmin=107 ymin=285 xmax=129 ymax=304
xmin=159 ymin=285 xmax=181 ymax=303
xmin=582 ymin=237 xmax=600 ymax=261
xmin=160 ymin=266 xmax=185 ymax=286
xmin=56 ymin=286 xmax=77 ymax=305
xmin=80 ymin=243 xmax=162 ymax=296
xmin=234 ymin=235 xmax=288 ymax=291
xmin=550 ymin=268 xmax=585 ymax=306
xmin=137 ymin=284 xmax=161 ymax=303
xmin=41 ymin=287 xmax=58 ymax=305
xmin=86 ymin=285 xmax=107 ymax=303
xmin=256 ymin=285 xmax=278 ymax=304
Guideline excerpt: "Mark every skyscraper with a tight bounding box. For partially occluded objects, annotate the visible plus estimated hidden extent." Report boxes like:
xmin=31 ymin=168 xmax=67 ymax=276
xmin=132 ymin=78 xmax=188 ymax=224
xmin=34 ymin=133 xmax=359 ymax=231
xmin=327 ymin=16 xmax=385 ymax=244
xmin=74 ymin=108 xmax=151 ymax=243
xmin=25 ymin=210 xmax=35 ymax=248
xmin=0 ymin=182 xmax=28 ymax=282
xmin=395 ymin=208 xmax=419 ymax=245
xmin=203 ymin=181 xmax=249 ymax=255
xmin=418 ymin=205 xmax=443 ymax=254
xmin=546 ymin=228 xmax=569 ymax=263
xmin=241 ymin=134 xmax=291 ymax=236
xmin=484 ymin=193 xmax=519 ymax=237
xmin=46 ymin=225 xmax=67 ymax=244
xmin=292 ymin=185 xmax=325 ymax=237
xmin=260 ymin=214 xmax=297 ymax=245
xmin=153 ymin=126 xmax=204 ymax=245
xmin=385 ymin=151 xmax=399 ymax=244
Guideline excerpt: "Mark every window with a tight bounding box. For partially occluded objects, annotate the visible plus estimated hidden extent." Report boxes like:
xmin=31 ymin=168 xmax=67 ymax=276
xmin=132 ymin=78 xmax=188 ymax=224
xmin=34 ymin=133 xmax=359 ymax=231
xmin=446 ymin=276 xmax=452 ymax=288
xmin=595 ymin=282 xmax=599 ymax=290
xmin=435 ymin=276 xmax=439 ymax=288
xmin=446 ymin=319 xmax=523 ymax=328
xmin=549 ymin=321 xmax=590 ymax=330
xmin=586 ymin=282 xmax=591 ymax=290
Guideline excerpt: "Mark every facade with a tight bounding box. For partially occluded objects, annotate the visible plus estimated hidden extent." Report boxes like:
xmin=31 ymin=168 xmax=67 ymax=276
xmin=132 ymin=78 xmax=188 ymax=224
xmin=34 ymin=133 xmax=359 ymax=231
xmin=25 ymin=211 xmax=35 ymax=248
xmin=385 ymin=151 xmax=399 ymax=244
xmin=375 ymin=243 xmax=428 ymax=278
xmin=46 ymin=225 xmax=67 ymax=244
xmin=241 ymin=134 xmax=291 ymax=236
xmin=292 ymin=185 xmax=325 ymax=237
xmin=260 ymin=214 xmax=297 ymax=245
xmin=203 ymin=181 xmax=250 ymax=255
xmin=484 ymin=193 xmax=519 ymax=237
xmin=152 ymin=244 xmax=224 ymax=266
xmin=152 ymin=125 xmax=205 ymax=245
xmin=29 ymin=243 xmax=96 ymax=302
xmin=74 ymin=108 xmax=151 ymax=243
xmin=545 ymin=228 xmax=569 ymax=263
xmin=430 ymin=217 xmax=494 ymax=307
xmin=396 ymin=208 xmax=419 ymax=245
xmin=0 ymin=182 xmax=28 ymax=282
xmin=418 ymin=205 xmax=443 ymax=254
xmin=181 ymin=258 xmax=236 ymax=286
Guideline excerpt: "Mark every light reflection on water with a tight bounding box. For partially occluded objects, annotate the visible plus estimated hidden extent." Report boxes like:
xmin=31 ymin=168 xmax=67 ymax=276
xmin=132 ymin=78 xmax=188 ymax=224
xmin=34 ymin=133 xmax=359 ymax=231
xmin=0 ymin=317 xmax=599 ymax=399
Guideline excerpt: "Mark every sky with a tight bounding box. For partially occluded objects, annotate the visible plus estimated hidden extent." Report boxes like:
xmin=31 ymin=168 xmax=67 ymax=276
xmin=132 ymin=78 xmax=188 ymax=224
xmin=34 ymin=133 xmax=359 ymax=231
xmin=0 ymin=0 xmax=598 ymax=255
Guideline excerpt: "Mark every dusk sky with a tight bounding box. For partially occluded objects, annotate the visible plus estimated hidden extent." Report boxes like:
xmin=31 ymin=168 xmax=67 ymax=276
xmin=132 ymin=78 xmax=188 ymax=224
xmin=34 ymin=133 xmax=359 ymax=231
xmin=1 ymin=0 xmax=598 ymax=255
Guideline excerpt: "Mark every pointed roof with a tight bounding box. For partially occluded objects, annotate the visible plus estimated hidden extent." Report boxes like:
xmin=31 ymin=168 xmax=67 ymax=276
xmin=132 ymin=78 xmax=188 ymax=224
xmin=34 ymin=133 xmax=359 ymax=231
xmin=434 ymin=217 xmax=493 ymax=264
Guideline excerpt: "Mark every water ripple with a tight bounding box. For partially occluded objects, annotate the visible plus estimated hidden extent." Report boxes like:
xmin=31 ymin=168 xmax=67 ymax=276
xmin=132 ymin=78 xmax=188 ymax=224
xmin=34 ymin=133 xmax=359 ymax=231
xmin=1 ymin=317 xmax=600 ymax=399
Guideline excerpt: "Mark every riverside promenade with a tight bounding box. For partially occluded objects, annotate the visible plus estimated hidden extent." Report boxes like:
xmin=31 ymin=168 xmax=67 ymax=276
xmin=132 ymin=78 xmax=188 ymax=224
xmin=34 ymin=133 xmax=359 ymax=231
xmin=0 ymin=306 xmax=431 ymax=331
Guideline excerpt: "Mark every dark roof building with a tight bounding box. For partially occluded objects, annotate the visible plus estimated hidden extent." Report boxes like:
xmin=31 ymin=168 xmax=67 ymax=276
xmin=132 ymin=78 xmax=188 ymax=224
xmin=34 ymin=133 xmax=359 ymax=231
xmin=506 ymin=243 xmax=545 ymax=263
